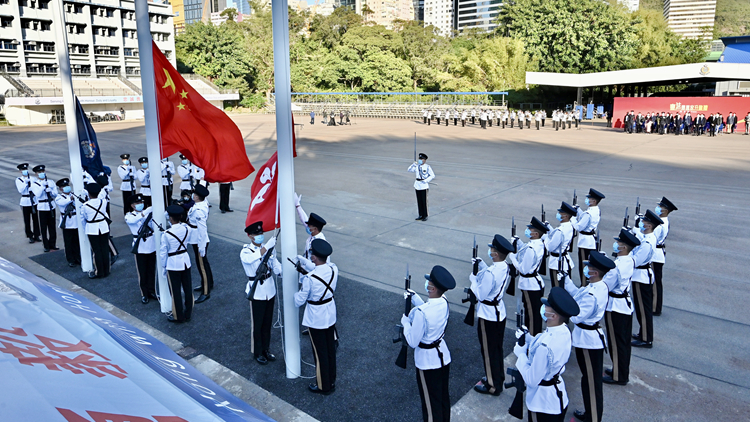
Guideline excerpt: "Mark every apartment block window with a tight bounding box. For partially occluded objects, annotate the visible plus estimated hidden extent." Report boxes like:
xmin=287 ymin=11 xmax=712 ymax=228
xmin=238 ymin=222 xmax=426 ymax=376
xmin=1 ymin=39 xmax=18 ymax=50
xmin=1 ymin=17 xmax=12 ymax=28
xmin=76 ymin=25 xmax=85 ymax=34
xmin=125 ymin=67 xmax=140 ymax=75
xmin=74 ymin=4 xmax=83 ymax=13
xmin=0 ymin=0 xmax=9 ymax=4
xmin=22 ymin=20 xmax=30 ymax=29
xmin=42 ymin=42 xmax=54 ymax=52
xmin=107 ymin=9 xmax=114 ymax=17
xmin=24 ymin=41 xmax=37 ymax=51
xmin=123 ymin=48 xmax=139 ymax=57
xmin=108 ymin=28 xmax=116 ymax=36
xmin=41 ymin=22 xmax=50 ymax=31
xmin=39 ymin=0 xmax=49 ymax=9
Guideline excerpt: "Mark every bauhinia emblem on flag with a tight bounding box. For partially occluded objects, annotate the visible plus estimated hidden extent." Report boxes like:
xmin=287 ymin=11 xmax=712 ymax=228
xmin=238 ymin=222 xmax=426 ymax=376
xmin=245 ymin=152 xmax=279 ymax=231
xmin=152 ymin=41 xmax=254 ymax=183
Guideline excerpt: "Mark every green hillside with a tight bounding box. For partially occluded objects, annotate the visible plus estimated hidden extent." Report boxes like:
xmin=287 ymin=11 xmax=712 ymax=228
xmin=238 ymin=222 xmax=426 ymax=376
xmin=640 ymin=0 xmax=749 ymax=38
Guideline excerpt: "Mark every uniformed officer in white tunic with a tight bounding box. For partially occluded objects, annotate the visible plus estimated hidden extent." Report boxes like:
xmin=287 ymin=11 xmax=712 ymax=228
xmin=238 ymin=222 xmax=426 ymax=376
xmin=135 ymin=157 xmax=152 ymax=208
xmin=55 ymin=178 xmax=80 ymax=267
xmin=563 ymin=251 xmax=615 ymax=422
xmin=631 ymin=210 xmax=663 ymax=348
xmin=242 ymin=221 xmax=282 ymax=365
xmin=16 ymin=163 xmax=42 ymax=243
xmin=294 ymin=239 xmax=338 ymax=395
xmin=470 ymin=235 xmax=514 ymax=396
xmin=509 ymin=217 xmax=548 ymax=336
xmin=117 ymin=154 xmax=137 ymax=216
xmin=160 ymin=157 xmax=176 ymax=207
xmin=160 ymin=205 xmax=193 ymax=323
xmin=80 ymin=183 xmax=110 ymax=279
xmin=544 ymin=202 xmax=576 ymax=289
xmin=408 ymin=153 xmax=435 ymax=221
xmin=30 ymin=165 xmax=58 ymax=252
xmin=177 ymin=154 xmax=205 ymax=192
xmin=652 ymin=197 xmax=677 ymax=316
xmin=573 ymin=189 xmax=604 ymax=286
xmin=188 ymin=184 xmax=213 ymax=303
xmin=513 ymin=286 xmax=579 ymax=422
xmin=294 ymin=194 xmax=328 ymax=261
xmin=401 ymin=265 xmax=455 ymax=422
xmin=603 ymin=228 xmax=639 ymax=386
xmin=125 ymin=194 xmax=158 ymax=304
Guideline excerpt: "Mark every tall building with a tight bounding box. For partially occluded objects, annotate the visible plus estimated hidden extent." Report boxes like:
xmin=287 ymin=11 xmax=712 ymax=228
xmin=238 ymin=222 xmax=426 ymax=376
xmin=453 ymin=0 xmax=502 ymax=33
xmin=618 ymin=0 xmax=639 ymax=12
xmin=663 ymin=0 xmax=716 ymax=40
xmin=423 ymin=0 xmax=453 ymax=36
xmin=183 ymin=0 xmax=226 ymax=24
xmin=413 ymin=0 xmax=424 ymax=21
xmin=173 ymin=0 xmax=186 ymax=34
xmin=362 ymin=0 xmax=413 ymax=28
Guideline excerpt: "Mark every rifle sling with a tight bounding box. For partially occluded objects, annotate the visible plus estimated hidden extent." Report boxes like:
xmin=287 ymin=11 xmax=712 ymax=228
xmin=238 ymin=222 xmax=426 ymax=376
xmin=166 ymin=228 xmax=189 ymax=257
xmin=85 ymin=201 xmax=108 ymax=223
xmin=307 ymin=269 xmax=335 ymax=306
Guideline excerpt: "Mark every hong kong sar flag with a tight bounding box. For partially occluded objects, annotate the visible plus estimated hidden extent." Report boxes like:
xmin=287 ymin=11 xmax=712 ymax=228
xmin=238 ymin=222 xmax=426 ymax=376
xmin=152 ymin=41 xmax=254 ymax=182
xmin=245 ymin=152 xmax=279 ymax=230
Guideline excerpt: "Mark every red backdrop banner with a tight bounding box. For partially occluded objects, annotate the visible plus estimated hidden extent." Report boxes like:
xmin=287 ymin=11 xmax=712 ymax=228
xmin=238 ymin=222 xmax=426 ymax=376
xmin=612 ymin=97 xmax=750 ymax=130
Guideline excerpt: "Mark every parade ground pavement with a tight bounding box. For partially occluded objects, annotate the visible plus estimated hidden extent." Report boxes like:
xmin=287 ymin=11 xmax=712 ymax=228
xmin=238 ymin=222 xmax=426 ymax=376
xmin=1 ymin=114 xmax=749 ymax=421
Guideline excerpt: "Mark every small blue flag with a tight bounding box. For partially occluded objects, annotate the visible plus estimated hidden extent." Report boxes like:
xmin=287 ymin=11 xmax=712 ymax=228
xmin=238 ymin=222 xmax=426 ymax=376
xmin=75 ymin=97 xmax=105 ymax=177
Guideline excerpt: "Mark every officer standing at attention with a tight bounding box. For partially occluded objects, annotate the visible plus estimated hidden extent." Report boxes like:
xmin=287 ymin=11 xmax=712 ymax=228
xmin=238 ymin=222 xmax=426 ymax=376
xmin=188 ymin=184 xmax=213 ymax=303
xmin=16 ymin=163 xmax=41 ymax=243
xmin=161 ymin=158 xmax=175 ymax=207
xmin=544 ymin=202 xmax=576 ymax=289
xmin=136 ymin=157 xmax=152 ymax=208
xmin=160 ymin=205 xmax=193 ymax=323
xmin=117 ymin=154 xmax=137 ymax=216
xmin=652 ymin=197 xmax=677 ymax=316
xmin=125 ymin=194 xmax=158 ymax=304
xmin=602 ymin=229 xmax=640 ymax=386
xmin=509 ymin=217 xmax=548 ymax=336
xmin=563 ymin=251 xmax=614 ymax=422
xmin=401 ymin=265 xmax=455 ymax=422
xmin=470 ymin=235 xmax=514 ymax=396
xmin=513 ymin=287 xmax=580 ymax=422
xmin=408 ymin=153 xmax=435 ymax=221
xmin=30 ymin=165 xmax=58 ymax=252
xmin=631 ymin=210 xmax=663 ymax=348
xmin=242 ymin=221 xmax=282 ymax=365
xmin=80 ymin=183 xmax=110 ymax=279
xmin=177 ymin=154 xmax=205 ymax=191
xmin=573 ymin=189 xmax=604 ymax=286
xmin=55 ymin=178 xmax=80 ymax=267
xmin=294 ymin=239 xmax=338 ymax=395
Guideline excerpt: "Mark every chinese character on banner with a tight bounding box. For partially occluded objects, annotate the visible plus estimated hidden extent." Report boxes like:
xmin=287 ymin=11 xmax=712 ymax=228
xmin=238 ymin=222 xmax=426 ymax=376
xmin=670 ymin=104 xmax=676 ymax=111
xmin=0 ymin=327 xmax=128 ymax=379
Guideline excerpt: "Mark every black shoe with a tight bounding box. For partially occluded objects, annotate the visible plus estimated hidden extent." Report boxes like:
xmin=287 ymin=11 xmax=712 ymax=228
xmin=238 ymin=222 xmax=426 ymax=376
xmin=573 ymin=409 xmax=587 ymax=421
xmin=44 ymin=248 xmax=50 ymax=252
xmin=221 ymin=210 xmax=226 ymax=214
xmin=167 ymin=314 xmax=184 ymax=323
xmin=632 ymin=340 xmax=653 ymax=348
xmin=68 ymin=262 xmax=76 ymax=267
xmin=263 ymin=351 xmax=276 ymax=362
xmin=194 ymin=286 xmax=203 ymax=292
xmin=148 ymin=293 xmax=159 ymax=300
xmin=34 ymin=237 xmax=42 ymax=242
xmin=422 ymin=216 xmax=428 ymax=221
xmin=632 ymin=334 xmax=641 ymax=341
xmin=308 ymin=384 xmax=334 ymax=395
xmin=415 ymin=216 xmax=423 ymax=220
xmin=255 ymin=354 xmax=268 ymax=365
xmin=50 ymin=247 xmax=59 ymax=251
xmin=110 ymin=255 xmax=118 ymax=265
xmin=195 ymin=294 xmax=210 ymax=303
xmin=473 ymin=381 xmax=501 ymax=396
xmin=141 ymin=296 xmax=149 ymax=304
xmin=302 ymin=328 xmax=309 ymax=335
xmin=604 ymin=368 xmax=613 ymax=376
xmin=225 ymin=209 xmax=233 ymax=212
xmin=28 ymin=238 xmax=35 ymax=244
xmin=603 ymin=375 xmax=628 ymax=385
xmin=88 ymin=271 xmax=98 ymax=279
xmin=653 ymin=312 xmax=661 ymax=316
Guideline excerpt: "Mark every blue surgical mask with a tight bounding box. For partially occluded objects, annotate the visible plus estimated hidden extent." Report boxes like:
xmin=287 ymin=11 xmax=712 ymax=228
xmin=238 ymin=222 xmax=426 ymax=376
xmin=488 ymin=248 xmax=493 ymax=260
xmin=254 ymin=234 xmax=265 ymax=244
xmin=182 ymin=160 xmax=188 ymax=165
xmin=655 ymin=205 xmax=662 ymax=215
xmin=306 ymin=227 xmax=312 ymax=235
xmin=584 ymin=197 xmax=591 ymax=206
xmin=418 ymin=160 xmax=423 ymax=165
xmin=135 ymin=203 xmax=144 ymax=211
xmin=540 ymin=304 xmax=548 ymax=322
xmin=524 ymin=228 xmax=532 ymax=238
xmin=37 ymin=173 xmax=46 ymax=179
xmin=583 ymin=265 xmax=590 ymax=279
xmin=638 ymin=221 xmax=645 ymax=231
xmin=63 ymin=186 xmax=71 ymax=193
xmin=22 ymin=170 xmax=28 ymax=176
xmin=141 ymin=163 xmax=148 ymax=169
xmin=424 ymin=280 xmax=430 ymax=294
xmin=613 ymin=242 xmax=620 ymax=254
xmin=123 ymin=160 xmax=130 ymax=165
xmin=555 ymin=212 xmax=562 ymax=222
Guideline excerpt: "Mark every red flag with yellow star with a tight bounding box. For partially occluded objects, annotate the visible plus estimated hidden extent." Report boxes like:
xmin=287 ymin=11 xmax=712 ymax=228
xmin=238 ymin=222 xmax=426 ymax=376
xmin=152 ymin=41 xmax=254 ymax=183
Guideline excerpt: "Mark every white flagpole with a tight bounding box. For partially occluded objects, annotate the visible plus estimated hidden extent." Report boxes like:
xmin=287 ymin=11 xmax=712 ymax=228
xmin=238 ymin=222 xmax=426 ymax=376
xmin=52 ymin=0 xmax=92 ymax=272
xmin=271 ymin=0 xmax=300 ymax=379
xmin=135 ymin=0 xmax=170 ymax=313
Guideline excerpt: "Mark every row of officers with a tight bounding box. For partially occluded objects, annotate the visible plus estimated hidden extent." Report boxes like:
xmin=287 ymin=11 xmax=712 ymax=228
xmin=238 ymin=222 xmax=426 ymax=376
xmin=622 ymin=110 xmax=750 ymax=135
xmin=399 ymin=190 xmax=677 ymax=422
xmin=421 ymin=108 xmax=582 ymax=130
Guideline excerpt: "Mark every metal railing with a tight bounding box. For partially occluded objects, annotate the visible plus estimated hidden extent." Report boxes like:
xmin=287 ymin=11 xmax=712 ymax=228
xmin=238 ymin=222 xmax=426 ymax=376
xmin=181 ymin=73 xmax=237 ymax=94
xmin=0 ymin=69 xmax=34 ymax=96
xmin=117 ymin=73 xmax=142 ymax=95
xmin=4 ymin=88 xmax=137 ymax=97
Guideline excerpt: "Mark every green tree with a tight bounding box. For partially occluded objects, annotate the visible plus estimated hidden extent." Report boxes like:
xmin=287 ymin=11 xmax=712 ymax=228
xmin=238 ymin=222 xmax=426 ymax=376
xmin=219 ymin=7 xmax=238 ymax=23
xmin=629 ymin=9 xmax=707 ymax=68
xmin=393 ymin=20 xmax=450 ymax=91
xmin=308 ymin=7 xmax=363 ymax=50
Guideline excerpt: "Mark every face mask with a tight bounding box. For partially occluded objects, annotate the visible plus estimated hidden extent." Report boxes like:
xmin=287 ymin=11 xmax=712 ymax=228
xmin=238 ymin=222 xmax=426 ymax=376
xmin=488 ymin=248 xmax=494 ymax=260
xmin=22 ymin=170 xmax=28 ymax=176
xmin=613 ymin=242 xmax=620 ymax=254
xmin=524 ymin=228 xmax=532 ymax=238
xmin=424 ymin=280 xmax=430 ymax=294
xmin=183 ymin=196 xmax=190 ymax=202
xmin=37 ymin=173 xmax=46 ymax=179
xmin=540 ymin=304 xmax=548 ymax=322
xmin=555 ymin=212 xmax=562 ymax=222
xmin=583 ymin=265 xmax=590 ymax=279
xmin=182 ymin=160 xmax=188 ymax=165
xmin=135 ymin=203 xmax=144 ymax=212
xmin=123 ymin=160 xmax=130 ymax=165
xmin=655 ymin=205 xmax=662 ymax=215
xmin=63 ymin=186 xmax=71 ymax=193
xmin=254 ymin=234 xmax=264 ymax=244
xmin=306 ymin=227 xmax=312 ymax=235
xmin=638 ymin=221 xmax=645 ymax=231
xmin=418 ymin=160 xmax=423 ymax=165
xmin=141 ymin=163 xmax=148 ymax=169
xmin=584 ymin=197 xmax=591 ymax=206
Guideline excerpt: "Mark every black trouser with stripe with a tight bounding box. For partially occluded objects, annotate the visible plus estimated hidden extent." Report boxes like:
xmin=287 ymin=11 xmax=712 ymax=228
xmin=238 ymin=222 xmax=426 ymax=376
xmin=477 ymin=318 xmax=505 ymax=393
xmin=168 ymin=268 xmax=193 ymax=321
xmin=192 ymin=243 xmax=214 ymax=295
xmin=88 ymin=232 xmax=110 ymax=277
xmin=135 ymin=252 xmax=157 ymax=298
xmin=62 ymin=228 xmax=80 ymax=265
xmin=309 ymin=325 xmax=336 ymax=392
xmin=250 ymin=296 xmax=275 ymax=356
xmin=108 ymin=234 xmax=119 ymax=259
xmin=219 ymin=183 xmax=231 ymax=211
xmin=528 ymin=408 xmax=568 ymax=422
xmin=22 ymin=205 xmax=40 ymax=239
xmin=575 ymin=347 xmax=604 ymax=422
xmin=143 ymin=194 xmax=152 ymax=209
xmin=578 ymin=248 xmax=592 ymax=286
xmin=632 ymin=282 xmax=653 ymax=342
xmin=652 ymin=262 xmax=664 ymax=315
xmin=163 ymin=185 xmax=173 ymax=208
xmin=121 ymin=190 xmax=134 ymax=216
xmin=522 ymin=288 xmax=543 ymax=336
xmin=38 ymin=209 xmax=57 ymax=249
xmin=417 ymin=364 xmax=450 ymax=422
xmin=415 ymin=189 xmax=428 ymax=219
xmin=605 ymin=311 xmax=632 ymax=382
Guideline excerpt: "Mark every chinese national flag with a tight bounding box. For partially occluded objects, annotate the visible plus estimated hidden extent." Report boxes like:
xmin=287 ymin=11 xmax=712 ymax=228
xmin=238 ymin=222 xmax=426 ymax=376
xmin=152 ymin=41 xmax=253 ymax=183
xmin=245 ymin=152 xmax=279 ymax=231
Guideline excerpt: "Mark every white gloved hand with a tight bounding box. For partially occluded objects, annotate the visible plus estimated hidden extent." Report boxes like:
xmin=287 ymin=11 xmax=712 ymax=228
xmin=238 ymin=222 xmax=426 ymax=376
xmin=296 ymin=255 xmax=314 ymax=272
xmin=514 ymin=342 xmax=528 ymax=357
xmin=469 ymin=273 xmax=477 ymax=283
xmin=264 ymin=236 xmax=276 ymax=250
xmin=199 ymin=246 xmax=206 ymax=257
xmin=515 ymin=328 xmax=526 ymax=339
xmin=294 ymin=193 xmax=301 ymax=207
xmin=400 ymin=314 xmax=410 ymax=328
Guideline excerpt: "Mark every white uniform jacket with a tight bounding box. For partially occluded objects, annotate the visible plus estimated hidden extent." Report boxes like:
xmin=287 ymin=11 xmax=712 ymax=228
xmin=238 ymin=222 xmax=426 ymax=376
xmin=407 ymin=162 xmax=435 ymax=191
xmin=161 ymin=160 xmax=176 ymax=186
xmin=470 ymin=260 xmax=509 ymax=322
xmin=509 ymin=238 xmax=545 ymax=291
xmin=564 ymin=278 xmax=608 ymax=350
xmin=603 ymin=255 xmax=634 ymax=314
xmin=403 ymin=295 xmax=451 ymax=370
xmin=125 ymin=208 xmax=156 ymax=254
xmin=574 ymin=206 xmax=600 ymax=249
xmin=55 ymin=193 xmax=78 ymax=229
xmin=652 ymin=217 xmax=669 ymax=264
xmin=186 ymin=201 xmax=209 ymax=248
xmin=631 ymin=231 xmax=656 ymax=284
xmin=30 ymin=179 xmax=57 ymax=211
xmin=543 ymin=221 xmax=575 ymax=273
xmin=294 ymin=262 xmax=338 ymax=329
xmin=16 ymin=176 xmax=36 ymax=207
xmin=117 ymin=164 xmax=137 ymax=191
xmin=136 ymin=169 xmax=151 ymax=196
xmin=80 ymin=198 xmax=110 ymax=235
xmin=242 ymin=243 xmax=282 ymax=301
xmin=159 ymin=223 xmax=191 ymax=271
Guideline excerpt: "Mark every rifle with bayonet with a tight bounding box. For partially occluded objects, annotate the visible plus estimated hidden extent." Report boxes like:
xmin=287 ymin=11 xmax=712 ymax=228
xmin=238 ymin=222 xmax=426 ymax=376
xmin=59 ymin=200 xmax=76 ymax=229
xmin=130 ymin=212 xmax=154 ymax=254
xmin=539 ymin=204 xmax=548 ymax=276
xmin=27 ymin=179 xmax=37 ymax=215
xmin=247 ymin=232 xmax=279 ymax=300
xmin=462 ymin=236 xmax=479 ymax=326
xmin=569 ymin=190 xmax=578 ymax=252
xmin=541 ymin=204 xmax=546 ymax=223
xmin=595 ymin=228 xmax=602 ymax=252
xmin=506 ymin=217 xmax=517 ymax=296
xmin=635 ymin=196 xmax=641 ymax=217
xmin=505 ymin=308 xmax=527 ymax=420
xmin=394 ymin=264 xmax=412 ymax=369
xmin=623 ymin=206 xmax=629 ymax=229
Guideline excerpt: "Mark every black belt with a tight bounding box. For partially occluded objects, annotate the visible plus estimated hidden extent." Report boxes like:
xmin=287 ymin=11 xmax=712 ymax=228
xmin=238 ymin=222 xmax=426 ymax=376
xmin=550 ymin=252 xmax=567 ymax=258
xmin=186 ymin=223 xmax=197 ymax=229
xmin=576 ymin=322 xmax=607 ymax=352
xmin=132 ymin=233 xmax=153 ymax=239
xmin=22 ymin=194 xmax=30 ymax=197
xmin=520 ymin=271 xmax=539 ymax=278
xmin=142 ymin=185 xmax=150 ymax=188
xmin=636 ymin=264 xmax=651 ymax=270
xmin=656 ymin=244 xmax=665 ymax=249
xmin=418 ymin=338 xmax=446 ymax=367
xmin=307 ymin=296 xmax=333 ymax=306
xmin=168 ymin=249 xmax=187 ymax=257
xmin=182 ymin=178 xmax=190 ymax=181
xmin=123 ymin=178 xmax=133 ymax=181
xmin=580 ymin=230 xmax=595 ymax=235
xmin=88 ymin=219 xmax=105 ymax=223
xmin=608 ymin=289 xmax=629 ymax=298
xmin=539 ymin=373 xmax=565 ymax=414
xmin=480 ymin=299 xmax=499 ymax=306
